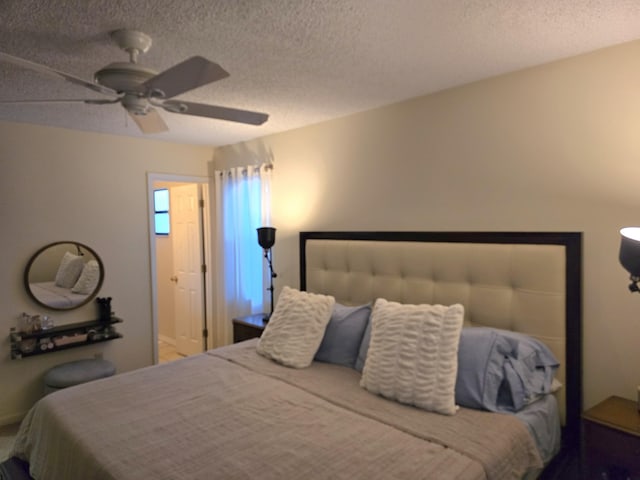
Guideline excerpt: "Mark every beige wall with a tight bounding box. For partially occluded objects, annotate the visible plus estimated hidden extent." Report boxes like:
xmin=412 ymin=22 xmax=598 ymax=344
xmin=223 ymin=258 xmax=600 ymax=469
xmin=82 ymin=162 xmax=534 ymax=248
xmin=214 ymin=40 xmax=640 ymax=410
xmin=3 ymin=38 xmax=640 ymax=423
xmin=0 ymin=122 xmax=212 ymax=424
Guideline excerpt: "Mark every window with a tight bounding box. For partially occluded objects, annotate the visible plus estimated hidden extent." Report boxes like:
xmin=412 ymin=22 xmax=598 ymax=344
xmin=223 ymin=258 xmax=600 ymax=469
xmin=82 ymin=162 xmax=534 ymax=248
xmin=214 ymin=165 xmax=272 ymax=326
xmin=154 ymin=189 xmax=170 ymax=235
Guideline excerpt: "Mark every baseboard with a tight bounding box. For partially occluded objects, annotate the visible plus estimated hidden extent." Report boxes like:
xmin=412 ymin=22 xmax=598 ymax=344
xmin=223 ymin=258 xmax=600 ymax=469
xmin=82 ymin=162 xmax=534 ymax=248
xmin=0 ymin=412 xmax=26 ymax=428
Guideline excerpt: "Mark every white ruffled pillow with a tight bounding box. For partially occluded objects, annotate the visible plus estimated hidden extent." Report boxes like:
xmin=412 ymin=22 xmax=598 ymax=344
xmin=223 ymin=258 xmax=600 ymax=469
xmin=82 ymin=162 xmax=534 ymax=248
xmin=71 ymin=260 xmax=100 ymax=294
xmin=360 ymin=298 xmax=464 ymax=415
xmin=257 ymin=286 xmax=335 ymax=368
xmin=54 ymin=252 xmax=85 ymax=289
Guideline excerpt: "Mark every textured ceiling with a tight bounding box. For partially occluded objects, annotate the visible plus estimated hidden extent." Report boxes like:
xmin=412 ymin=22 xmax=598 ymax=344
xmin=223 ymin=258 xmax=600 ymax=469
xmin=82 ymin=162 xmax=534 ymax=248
xmin=1 ymin=0 xmax=640 ymax=147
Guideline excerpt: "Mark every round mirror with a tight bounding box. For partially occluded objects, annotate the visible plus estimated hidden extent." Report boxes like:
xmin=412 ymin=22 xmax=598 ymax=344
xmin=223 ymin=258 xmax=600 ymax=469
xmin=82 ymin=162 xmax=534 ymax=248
xmin=24 ymin=241 xmax=104 ymax=311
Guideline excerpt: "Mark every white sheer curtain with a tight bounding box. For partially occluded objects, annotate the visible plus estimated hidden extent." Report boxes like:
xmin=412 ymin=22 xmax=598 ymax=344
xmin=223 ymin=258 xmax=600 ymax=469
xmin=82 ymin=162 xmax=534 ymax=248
xmin=212 ymin=164 xmax=272 ymax=347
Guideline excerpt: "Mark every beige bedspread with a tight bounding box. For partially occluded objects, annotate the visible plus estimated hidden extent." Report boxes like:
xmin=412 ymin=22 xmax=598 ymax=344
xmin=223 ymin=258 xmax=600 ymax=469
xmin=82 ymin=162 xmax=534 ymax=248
xmin=12 ymin=341 xmax=542 ymax=480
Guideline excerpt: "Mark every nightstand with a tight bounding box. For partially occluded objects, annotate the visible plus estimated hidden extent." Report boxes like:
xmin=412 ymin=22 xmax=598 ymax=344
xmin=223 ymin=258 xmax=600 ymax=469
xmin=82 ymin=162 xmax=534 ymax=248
xmin=582 ymin=395 xmax=640 ymax=480
xmin=232 ymin=314 xmax=267 ymax=343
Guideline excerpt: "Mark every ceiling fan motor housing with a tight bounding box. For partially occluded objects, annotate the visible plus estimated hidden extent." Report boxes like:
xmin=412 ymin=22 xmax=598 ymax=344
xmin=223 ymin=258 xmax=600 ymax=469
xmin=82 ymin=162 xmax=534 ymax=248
xmin=94 ymin=62 xmax=157 ymax=94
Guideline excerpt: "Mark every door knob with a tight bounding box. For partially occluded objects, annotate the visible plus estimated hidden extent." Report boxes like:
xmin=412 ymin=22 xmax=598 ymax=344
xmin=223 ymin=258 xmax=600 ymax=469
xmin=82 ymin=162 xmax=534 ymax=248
xmin=170 ymin=275 xmax=178 ymax=283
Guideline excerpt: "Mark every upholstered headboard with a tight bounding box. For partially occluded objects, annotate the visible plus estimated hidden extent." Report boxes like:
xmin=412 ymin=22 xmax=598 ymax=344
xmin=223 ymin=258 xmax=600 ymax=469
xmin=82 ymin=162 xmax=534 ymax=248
xmin=299 ymin=231 xmax=582 ymax=444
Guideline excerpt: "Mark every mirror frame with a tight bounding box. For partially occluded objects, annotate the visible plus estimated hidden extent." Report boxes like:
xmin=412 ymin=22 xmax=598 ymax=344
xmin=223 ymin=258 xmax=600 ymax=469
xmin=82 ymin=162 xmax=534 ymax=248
xmin=24 ymin=241 xmax=105 ymax=311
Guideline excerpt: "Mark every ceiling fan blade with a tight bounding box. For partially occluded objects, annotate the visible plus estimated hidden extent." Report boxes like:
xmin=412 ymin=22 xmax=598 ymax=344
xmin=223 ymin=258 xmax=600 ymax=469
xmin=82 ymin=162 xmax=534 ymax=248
xmin=144 ymin=56 xmax=229 ymax=99
xmin=84 ymin=98 xmax=121 ymax=105
xmin=0 ymin=51 xmax=117 ymax=96
xmin=128 ymin=107 xmax=168 ymax=134
xmin=0 ymin=98 xmax=118 ymax=105
xmin=163 ymin=100 xmax=268 ymax=126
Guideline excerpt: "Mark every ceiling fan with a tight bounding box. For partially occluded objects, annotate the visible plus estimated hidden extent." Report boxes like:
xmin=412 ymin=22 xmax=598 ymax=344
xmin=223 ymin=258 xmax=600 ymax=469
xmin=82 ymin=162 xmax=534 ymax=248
xmin=0 ymin=29 xmax=269 ymax=133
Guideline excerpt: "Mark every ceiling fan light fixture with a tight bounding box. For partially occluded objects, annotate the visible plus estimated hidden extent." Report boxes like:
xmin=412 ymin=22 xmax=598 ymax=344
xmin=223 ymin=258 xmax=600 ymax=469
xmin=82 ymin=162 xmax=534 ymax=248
xmin=121 ymin=94 xmax=150 ymax=115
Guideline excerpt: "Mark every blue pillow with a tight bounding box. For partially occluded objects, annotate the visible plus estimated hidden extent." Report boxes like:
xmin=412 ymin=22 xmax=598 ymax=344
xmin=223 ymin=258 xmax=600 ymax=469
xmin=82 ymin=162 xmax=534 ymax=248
xmin=354 ymin=317 xmax=372 ymax=372
xmin=314 ymin=303 xmax=371 ymax=368
xmin=455 ymin=327 xmax=559 ymax=412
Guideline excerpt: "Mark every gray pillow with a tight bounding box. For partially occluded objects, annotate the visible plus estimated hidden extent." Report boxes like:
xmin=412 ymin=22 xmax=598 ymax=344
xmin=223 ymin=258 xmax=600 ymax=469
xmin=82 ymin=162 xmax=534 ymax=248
xmin=455 ymin=327 xmax=560 ymax=412
xmin=314 ymin=303 xmax=371 ymax=368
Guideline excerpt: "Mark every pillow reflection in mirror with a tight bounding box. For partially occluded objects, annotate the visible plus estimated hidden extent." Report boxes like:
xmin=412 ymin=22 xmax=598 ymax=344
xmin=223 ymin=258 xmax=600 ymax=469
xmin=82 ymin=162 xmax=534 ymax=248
xmin=54 ymin=252 xmax=84 ymax=288
xmin=72 ymin=260 xmax=100 ymax=295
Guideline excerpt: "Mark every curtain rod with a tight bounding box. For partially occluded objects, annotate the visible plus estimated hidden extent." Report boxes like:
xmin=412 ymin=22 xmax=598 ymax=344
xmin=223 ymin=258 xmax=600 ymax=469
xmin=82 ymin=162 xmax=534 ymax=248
xmin=217 ymin=163 xmax=274 ymax=177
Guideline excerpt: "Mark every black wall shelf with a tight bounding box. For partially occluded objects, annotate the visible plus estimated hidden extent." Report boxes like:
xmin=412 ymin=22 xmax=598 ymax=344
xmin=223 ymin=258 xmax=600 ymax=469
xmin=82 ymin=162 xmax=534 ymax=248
xmin=10 ymin=317 xmax=123 ymax=359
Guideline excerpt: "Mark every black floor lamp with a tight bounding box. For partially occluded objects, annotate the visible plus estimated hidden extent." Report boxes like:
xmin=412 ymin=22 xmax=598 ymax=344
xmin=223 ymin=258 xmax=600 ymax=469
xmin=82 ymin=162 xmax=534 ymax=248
xmin=257 ymin=227 xmax=277 ymax=321
xmin=620 ymin=227 xmax=640 ymax=292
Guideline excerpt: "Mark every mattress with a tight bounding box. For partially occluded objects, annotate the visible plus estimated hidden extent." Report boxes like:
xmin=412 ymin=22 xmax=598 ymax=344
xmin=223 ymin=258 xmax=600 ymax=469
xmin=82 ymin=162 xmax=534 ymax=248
xmin=11 ymin=340 xmax=544 ymax=480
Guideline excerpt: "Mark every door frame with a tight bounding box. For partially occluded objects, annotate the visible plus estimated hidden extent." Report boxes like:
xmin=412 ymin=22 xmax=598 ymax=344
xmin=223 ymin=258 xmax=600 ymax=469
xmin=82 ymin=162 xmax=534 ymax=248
xmin=147 ymin=172 xmax=213 ymax=364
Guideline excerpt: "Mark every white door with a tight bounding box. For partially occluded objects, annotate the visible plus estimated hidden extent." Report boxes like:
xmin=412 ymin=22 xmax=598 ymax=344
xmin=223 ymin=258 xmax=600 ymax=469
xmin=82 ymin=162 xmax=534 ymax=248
xmin=171 ymin=184 xmax=204 ymax=356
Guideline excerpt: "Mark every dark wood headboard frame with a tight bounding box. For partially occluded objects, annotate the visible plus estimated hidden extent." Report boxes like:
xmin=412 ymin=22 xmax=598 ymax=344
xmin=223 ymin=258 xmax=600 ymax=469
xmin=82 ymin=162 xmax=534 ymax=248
xmin=300 ymin=231 xmax=583 ymax=447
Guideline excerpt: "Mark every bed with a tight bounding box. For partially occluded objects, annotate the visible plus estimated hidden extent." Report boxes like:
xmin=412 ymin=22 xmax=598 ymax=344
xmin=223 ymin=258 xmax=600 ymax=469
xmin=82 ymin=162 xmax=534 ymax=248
xmin=27 ymin=281 xmax=91 ymax=309
xmin=4 ymin=231 xmax=582 ymax=480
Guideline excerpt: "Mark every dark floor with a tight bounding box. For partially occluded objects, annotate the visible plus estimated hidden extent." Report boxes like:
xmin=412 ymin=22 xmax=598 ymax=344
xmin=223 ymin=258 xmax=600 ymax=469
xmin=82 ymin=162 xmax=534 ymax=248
xmin=0 ymin=457 xmax=33 ymax=480
xmin=539 ymin=445 xmax=582 ymax=479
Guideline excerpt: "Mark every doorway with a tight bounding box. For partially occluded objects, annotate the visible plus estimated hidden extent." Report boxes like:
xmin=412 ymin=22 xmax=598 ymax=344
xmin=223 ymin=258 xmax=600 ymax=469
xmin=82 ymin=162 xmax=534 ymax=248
xmin=147 ymin=173 xmax=213 ymax=365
